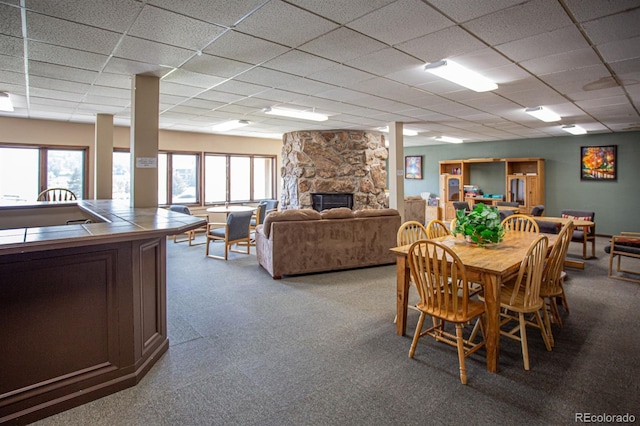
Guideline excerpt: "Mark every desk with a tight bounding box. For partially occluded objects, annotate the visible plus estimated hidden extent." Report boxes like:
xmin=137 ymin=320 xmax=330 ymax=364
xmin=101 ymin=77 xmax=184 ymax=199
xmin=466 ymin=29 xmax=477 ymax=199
xmin=534 ymin=217 xmax=594 ymax=267
xmin=390 ymin=231 xmax=557 ymax=373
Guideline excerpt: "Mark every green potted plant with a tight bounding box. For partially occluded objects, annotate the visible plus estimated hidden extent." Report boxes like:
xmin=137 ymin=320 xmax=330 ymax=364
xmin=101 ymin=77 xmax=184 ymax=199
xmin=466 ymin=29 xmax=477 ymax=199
xmin=453 ymin=203 xmax=505 ymax=247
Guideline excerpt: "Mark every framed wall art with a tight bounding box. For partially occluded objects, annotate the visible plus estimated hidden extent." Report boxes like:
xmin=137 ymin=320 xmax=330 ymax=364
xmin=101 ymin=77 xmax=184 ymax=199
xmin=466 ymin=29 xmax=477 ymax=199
xmin=405 ymin=155 xmax=422 ymax=179
xmin=581 ymin=145 xmax=617 ymax=181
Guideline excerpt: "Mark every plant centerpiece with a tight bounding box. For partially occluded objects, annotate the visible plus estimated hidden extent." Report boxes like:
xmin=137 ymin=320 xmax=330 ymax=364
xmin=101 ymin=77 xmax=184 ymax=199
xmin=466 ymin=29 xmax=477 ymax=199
xmin=453 ymin=203 xmax=505 ymax=247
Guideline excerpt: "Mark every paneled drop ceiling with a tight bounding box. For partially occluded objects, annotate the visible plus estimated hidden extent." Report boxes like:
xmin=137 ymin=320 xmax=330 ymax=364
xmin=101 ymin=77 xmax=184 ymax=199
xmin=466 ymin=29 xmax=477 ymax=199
xmin=0 ymin=0 xmax=639 ymax=146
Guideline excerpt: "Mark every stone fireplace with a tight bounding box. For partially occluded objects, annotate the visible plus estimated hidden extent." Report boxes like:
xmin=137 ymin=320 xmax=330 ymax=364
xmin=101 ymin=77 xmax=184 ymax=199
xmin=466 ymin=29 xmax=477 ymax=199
xmin=280 ymin=130 xmax=388 ymax=210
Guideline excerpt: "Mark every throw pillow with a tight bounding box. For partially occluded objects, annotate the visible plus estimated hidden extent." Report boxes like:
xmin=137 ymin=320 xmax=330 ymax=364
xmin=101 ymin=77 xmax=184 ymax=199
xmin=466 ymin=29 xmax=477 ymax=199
xmin=561 ymin=214 xmax=593 ymax=233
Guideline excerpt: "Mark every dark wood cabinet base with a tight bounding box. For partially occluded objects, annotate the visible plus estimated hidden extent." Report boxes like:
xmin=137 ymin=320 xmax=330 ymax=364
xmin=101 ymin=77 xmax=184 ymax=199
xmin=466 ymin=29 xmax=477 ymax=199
xmin=0 ymin=238 xmax=168 ymax=425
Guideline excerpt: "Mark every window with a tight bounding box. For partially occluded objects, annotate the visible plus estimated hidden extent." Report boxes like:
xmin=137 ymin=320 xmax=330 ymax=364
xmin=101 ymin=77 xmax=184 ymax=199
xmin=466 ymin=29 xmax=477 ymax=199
xmin=204 ymin=154 xmax=276 ymax=204
xmin=112 ymin=151 xmax=275 ymax=205
xmin=0 ymin=146 xmax=86 ymax=201
xmin=112 ymin=151 xmax=200 ymax=205
xmin=112 ymin=151 xmax=130 ymax=200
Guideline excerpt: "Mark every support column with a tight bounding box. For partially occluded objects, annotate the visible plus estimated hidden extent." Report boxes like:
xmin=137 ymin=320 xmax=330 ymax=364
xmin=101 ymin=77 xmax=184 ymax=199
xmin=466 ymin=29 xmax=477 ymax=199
xmin=94 ymin=114 xmax=113 ymax=199
xmin=130 ymin=74 xmax=159 ymax=208
xmin=388 ymin=122 xmax=405 ymax=222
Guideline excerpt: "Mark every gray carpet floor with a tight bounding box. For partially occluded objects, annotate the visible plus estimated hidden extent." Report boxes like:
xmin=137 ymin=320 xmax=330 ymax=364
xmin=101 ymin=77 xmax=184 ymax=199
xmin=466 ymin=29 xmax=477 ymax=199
xmin=34 ymin=235 xmax=639 ymax=425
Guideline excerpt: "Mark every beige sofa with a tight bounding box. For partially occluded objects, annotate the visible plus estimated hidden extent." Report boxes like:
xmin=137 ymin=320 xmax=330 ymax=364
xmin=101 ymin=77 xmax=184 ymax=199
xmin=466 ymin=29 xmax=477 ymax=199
xmin=255 ymin=207 xmax=401 ymax=279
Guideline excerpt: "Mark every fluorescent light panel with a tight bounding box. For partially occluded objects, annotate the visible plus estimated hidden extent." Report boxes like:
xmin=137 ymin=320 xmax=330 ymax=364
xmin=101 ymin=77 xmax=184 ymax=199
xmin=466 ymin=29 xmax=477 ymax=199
xmin=0 ymin=92 xmax=13 ymax=111
xmin=424 ymin=60 xmax=497 ymax=92
xmin=264 ymin=107 xmax=328 ymax=122
xmin=525 ymin=106 xmax=561 ymax=122
xmin=562 ymin=124 xmax=587 ymax=135
xmin=211 ymin=119 xmax=249 ymax=131
xmin=435 ymin=136 xmax=463 ymax=144
xmin=378 ymin=126 xmax=418 ymax=136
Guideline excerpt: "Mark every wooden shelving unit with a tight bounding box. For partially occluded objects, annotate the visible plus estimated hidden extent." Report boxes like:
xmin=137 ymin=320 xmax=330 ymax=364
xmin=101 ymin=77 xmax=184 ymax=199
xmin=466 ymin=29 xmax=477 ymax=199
xmin=439 ymin=157 xmax=544 ymax=219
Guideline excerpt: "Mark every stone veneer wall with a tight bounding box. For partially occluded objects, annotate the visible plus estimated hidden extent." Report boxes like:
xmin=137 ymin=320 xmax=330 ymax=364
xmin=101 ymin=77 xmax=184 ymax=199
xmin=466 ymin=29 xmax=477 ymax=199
xmin=281 ymin=130 xmax=388 ymax=210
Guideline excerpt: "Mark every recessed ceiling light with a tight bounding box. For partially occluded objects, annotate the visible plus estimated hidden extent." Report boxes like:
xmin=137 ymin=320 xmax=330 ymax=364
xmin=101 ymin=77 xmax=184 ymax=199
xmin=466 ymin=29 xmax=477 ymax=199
xmin=435 ymin=136 xmax=463 ymax=144
xmin=211 ymin=120 xmax=249 ymax=131
xmin=263 ymin=107 xmax=328 ymax=122
xmin=562 ymin=124 xmax=587 ymax=135
xmin=0 ymin=92 xmax=14 ymax=112
xmin=424 ymin=60 xmax=498 ymax=92
xmin=378 ymin=126 xmax=419 ymax=136
xmin=525 ymin=106 xmax=561 ymax=122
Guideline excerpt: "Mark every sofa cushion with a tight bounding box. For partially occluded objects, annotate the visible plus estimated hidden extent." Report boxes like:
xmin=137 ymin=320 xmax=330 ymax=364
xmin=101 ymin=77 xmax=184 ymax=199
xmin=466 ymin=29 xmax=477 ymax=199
xmin=262 ymin=209 xmax=321 ymax=238
xmin=353 ymin=208 xmax=400 ymax=218
xmin=321 ymin=207 xmax=354 ymax=219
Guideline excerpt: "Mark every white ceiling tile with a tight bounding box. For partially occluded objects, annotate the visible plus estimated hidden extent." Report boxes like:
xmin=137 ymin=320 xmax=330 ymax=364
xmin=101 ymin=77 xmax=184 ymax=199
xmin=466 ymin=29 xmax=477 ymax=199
xmin=262 ymin=50 xmax=336 ymax=77
xmin=234 ymin=1 xmax=338 ymax=48
xmin=307 ymin=64 xmax=374 ymax=87
xmin=344 ymin=48 xmax=424 ymax=76
xmin=181 ymin=53 xmax=254 ymax=78
xmin=28 ymin=41 xmax=108 ymax=71
xmin=395 ymin=26 xmax=486 ymax=63
xmin=582 ymin=7 xmax=640 ymax=44
xmin=114 ymin=36 xmax=195 ymax=68
xmin=26 ymin=12 xmax=121 ymax=55
xmin=465 ymin=0 xmax=573 ymax=45
xmin=0 ymin=33 xmax=24 ymax=58
xmin=212 ymin=79 xmax=269 ymax=97
xmin=146 ymin=0 xmax=266 ymax=27
xmin=564 ymin=0 xmax=640 ymax=22
xmin=347 ymin=0 xmax=453 ymax=45
xmin=194 ymin=90 xmax=245 ymax=104
xmin=202 ymin=31 xmax=290 ymax=64
xmin=0 ymin=3 xmax=24 ymax=37
xmin=26 ymin=0 xmax=142 ymax=32
xmin=161 ymin=69 xmax=226 ymax=89
xmin=610 ymin=57 xmax=640 ymax=82
xmin=495 ymin=25 xmax=590 ymax=62
xmin=0 ymin=53 xmax=24 ymax=73
xmin=93 ymin=73 xmax=131 ymax=90
xmin=286 ymin=0 xmax=396 ymax=24
xmin=539 ymin=64 xmax=612 ymax=94
xmin=576 ymin=95 xmax=629 ymax=109
xmin=567 ymin=85 xmax=625 ymax=101
xmin=299 ymin=28 xmax=386 ymax=63
xmin=28 ymin=61 xmax=97 ymax=83
xmin=277 ymin=78 xmax=336 ymax=96
xmin=598 ymin=36 xmax=640 ymax=63
xmin=427 ymin=0 xmax=525 ymax=22
xmin=128 ymin=5 xmax=226 ymax=51
xmin=520 ymin=48 xmax=601 ymax=75
xmin=28 ymin=76 xmax=91 ymax=94
xmin=160 ymin=81 xmax=203 ymax=97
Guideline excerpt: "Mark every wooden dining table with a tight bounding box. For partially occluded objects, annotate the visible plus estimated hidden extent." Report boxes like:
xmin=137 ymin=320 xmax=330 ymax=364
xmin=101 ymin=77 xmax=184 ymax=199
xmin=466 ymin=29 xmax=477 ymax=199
xmin=390 ymin=231 xmax=558 ymax=373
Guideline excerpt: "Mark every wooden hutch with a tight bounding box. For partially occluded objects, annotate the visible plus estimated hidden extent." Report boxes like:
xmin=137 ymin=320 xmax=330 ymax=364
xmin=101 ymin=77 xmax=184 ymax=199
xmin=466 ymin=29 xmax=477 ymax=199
xmin=439 ymin=157 xmax=545 ymax=221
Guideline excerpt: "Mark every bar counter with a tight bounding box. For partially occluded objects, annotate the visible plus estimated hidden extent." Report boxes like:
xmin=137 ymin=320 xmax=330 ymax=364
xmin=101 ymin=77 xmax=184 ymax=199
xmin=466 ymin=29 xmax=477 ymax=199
xmin=0 ymin=200 xmax=206 ymax=424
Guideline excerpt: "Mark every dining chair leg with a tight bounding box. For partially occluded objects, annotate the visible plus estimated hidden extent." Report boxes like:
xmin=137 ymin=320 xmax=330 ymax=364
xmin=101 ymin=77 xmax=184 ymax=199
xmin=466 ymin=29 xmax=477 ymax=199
xmin=541 ymin=304 xmax=554 ymax=348
xmin=455 ymin=324 xmax=467 ymax=384
xmin=535 ymin=310 xmax=553 ymax=352
xmin=519 ymin=313 xmax=530 ymax=371
xmin=409 ymin=312 xmax=426 ymax=358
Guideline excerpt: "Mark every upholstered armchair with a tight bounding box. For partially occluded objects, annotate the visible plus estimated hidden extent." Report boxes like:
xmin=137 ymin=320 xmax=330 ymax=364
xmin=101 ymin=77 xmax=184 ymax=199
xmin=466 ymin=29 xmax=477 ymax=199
xmin=169 ymin=205 xmax=207 ymax=245
xmin=561 ymin=209 xmax=596 ymax=258
xmin=206 ymin=210 xmax=253 ymax=260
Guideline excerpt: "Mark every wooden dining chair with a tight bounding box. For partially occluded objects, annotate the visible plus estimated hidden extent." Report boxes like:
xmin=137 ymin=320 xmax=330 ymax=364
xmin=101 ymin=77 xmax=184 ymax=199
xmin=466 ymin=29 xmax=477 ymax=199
xmin=37 ymin=187 xmax=77 ymax=201
xmin=395 ymin=221 xmax=428 ymax=323
xmin=397 ymin=221 xmax=428 ymax=246
xmin=426 ymin=219 xmax=450 ymax=239
xmin=501 ymin=214 xmax=540 ymax=233
xmin=407 ymin=240 xmax=486 ymax=384
xmin=483 ymin=235 xmax=552 ymax=370
xmin=539 ymin=221 xmax=573 ymax=346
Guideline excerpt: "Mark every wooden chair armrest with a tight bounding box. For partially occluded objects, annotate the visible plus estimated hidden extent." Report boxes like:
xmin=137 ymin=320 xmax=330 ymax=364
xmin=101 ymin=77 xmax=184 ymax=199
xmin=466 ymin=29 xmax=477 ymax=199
xmin=206 ymin=222 xmax=227 ymax=232
xmin=620 ymin=232 xmax=640 ymax=236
